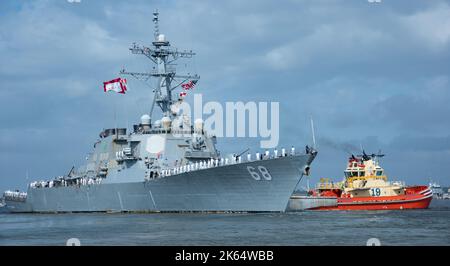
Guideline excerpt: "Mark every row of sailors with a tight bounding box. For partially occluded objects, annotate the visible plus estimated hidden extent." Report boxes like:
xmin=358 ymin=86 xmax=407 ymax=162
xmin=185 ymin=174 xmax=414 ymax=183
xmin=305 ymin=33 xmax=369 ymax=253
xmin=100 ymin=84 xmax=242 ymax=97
xmin=75 ymin=178 xmax=102 ymax=186
xmin=30 ymin=181 xmax=54 ymax=188
xmin=161 ymin=147 xmax=297 ymax=177
xmin=3 ymin=190 xmax=27 ymax=200
xmin=29 ymin=178 xmax=102 ymax=189
xmin=30 ymin=180 xmax=63 ymax=188
xmin=252 ymin=147 xmax=296 ymax=160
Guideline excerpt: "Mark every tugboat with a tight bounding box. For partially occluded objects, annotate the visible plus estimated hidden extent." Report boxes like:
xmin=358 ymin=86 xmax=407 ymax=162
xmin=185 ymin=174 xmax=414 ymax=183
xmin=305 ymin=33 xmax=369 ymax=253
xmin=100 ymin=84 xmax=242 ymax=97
xmin=303 ymin=152 xmax=432 ymax=210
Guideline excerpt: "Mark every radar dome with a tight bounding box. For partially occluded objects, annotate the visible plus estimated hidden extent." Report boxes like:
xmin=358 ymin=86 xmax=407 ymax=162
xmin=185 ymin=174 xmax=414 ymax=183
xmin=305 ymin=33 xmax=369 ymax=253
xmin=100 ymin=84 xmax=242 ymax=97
xmin=141 ymin=114 xmax=151 ymax=125
xmin=194 ymin=118 xmax=204 ymax=132
xmin=161 ymin=116 xmax=172 ymax=130
xmin=158 ymin=34 xmax=166 ymax=42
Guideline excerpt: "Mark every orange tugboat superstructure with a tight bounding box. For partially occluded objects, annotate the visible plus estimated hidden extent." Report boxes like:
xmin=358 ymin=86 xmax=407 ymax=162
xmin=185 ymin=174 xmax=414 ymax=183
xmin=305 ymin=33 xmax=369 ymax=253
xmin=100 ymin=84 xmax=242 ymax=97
xmin=308 ymin=152 xmax=432 ymax=210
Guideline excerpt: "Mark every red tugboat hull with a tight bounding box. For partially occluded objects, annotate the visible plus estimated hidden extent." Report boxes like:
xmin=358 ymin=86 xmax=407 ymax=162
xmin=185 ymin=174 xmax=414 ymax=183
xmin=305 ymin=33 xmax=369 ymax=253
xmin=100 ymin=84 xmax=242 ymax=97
xmin=311 ymin=186 xmax=433 ymax=211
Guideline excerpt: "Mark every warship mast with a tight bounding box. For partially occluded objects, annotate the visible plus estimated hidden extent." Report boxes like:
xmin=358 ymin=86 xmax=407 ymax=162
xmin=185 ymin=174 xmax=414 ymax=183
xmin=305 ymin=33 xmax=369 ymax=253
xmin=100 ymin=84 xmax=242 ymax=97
xmin=120 ymin=10 xmax=200 ymax=120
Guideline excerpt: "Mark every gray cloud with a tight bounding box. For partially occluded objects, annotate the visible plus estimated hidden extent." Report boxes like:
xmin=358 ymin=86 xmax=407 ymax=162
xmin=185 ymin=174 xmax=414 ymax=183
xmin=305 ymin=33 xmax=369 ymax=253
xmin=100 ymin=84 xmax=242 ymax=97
xmin=390 ymin=135 xmax=450 ymax=152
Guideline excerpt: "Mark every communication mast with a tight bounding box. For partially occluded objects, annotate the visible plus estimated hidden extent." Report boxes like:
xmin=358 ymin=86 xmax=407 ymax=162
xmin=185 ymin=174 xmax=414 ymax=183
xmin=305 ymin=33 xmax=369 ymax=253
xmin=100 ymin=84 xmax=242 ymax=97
xmin=120 ymin=10 xmax=200 ymax=119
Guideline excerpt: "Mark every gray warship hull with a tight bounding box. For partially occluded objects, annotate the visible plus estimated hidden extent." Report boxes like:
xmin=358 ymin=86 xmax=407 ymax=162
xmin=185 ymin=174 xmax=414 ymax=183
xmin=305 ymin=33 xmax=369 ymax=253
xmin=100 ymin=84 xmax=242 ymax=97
xmin=0 ymin=202 xmax=10 ymax=213
xmin=6 ymin=154 xmax=313 ymax=213
xmin=286 ymin=195 xmax=337 ymax=211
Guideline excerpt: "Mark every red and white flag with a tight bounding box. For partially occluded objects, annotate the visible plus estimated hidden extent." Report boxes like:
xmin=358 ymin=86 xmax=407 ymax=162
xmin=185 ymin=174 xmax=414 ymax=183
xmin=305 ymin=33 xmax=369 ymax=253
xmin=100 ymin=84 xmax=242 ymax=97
xmin=179 ymin=91 xmax=187 ymax=98
xmin=103 ymin=78 xmax=128 ymax=94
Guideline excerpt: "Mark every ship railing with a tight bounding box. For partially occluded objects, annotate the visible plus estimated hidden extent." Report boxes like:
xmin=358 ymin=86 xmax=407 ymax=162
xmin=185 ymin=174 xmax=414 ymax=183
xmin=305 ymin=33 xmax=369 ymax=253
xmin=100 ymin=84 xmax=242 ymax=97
xmin=146 ymin=67 xmax=176 ymax=76
xmin=137 ymin=128 xmax=200 ymax=135
xmin=160 ymin=146 xmax=304 ymax=177
xmin=315 ymin=183 xmax=341 ymax=190
xmin=389 ymin=181 xmax=406 ymax=187
xmin=347 ymin=175 xmax=388 ymax=184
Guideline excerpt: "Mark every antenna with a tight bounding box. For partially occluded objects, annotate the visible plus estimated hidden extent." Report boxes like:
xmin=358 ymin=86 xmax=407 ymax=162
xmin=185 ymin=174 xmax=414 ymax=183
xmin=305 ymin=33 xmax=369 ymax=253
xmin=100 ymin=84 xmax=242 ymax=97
xmin=121 ymin=11 xmax=200 ymax=119
xmin=153 ymin=9 xmax=159 ymax=40
xmin=310 ymin=116 xmax=317 ymax=149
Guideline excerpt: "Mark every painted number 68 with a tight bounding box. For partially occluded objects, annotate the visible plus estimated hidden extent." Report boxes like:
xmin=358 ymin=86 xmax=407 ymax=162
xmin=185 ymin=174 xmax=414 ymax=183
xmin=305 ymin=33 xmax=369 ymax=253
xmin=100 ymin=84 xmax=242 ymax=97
xmin=247 ymin=166 xmax=272 ymax=181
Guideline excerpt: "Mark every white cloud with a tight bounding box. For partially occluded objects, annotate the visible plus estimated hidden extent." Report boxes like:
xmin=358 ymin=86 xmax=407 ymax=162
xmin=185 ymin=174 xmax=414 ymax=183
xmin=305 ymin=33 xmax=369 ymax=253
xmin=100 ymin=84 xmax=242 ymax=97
xmin=400 ymin=3 xmax=450 ymax=52
xmin=234 ymin=14 xmax=269 ymax=38
xmin=0 ymin=2 xmax=127 ymax=77
xmin=261 ymin=21 xmax=387 ymax=70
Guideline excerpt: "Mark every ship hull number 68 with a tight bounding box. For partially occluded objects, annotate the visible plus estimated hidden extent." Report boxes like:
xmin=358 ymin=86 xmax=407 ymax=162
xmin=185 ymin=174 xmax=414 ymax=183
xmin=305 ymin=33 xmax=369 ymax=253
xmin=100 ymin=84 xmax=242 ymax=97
xmin=247 ymin=166 xmax=272 ymax=181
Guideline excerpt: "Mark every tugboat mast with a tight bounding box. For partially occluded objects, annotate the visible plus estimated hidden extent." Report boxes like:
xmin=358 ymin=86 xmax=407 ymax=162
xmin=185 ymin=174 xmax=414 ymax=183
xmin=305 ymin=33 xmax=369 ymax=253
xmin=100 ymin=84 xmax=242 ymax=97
xmin=120 ymin=10 xmax=200 ymax=119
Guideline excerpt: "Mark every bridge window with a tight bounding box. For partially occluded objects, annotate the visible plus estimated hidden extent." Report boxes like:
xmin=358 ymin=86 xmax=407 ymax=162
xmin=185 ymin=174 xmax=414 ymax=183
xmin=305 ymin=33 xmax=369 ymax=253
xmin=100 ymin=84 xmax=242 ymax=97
xmin=376 ymin=171 xmax=383 ymax=176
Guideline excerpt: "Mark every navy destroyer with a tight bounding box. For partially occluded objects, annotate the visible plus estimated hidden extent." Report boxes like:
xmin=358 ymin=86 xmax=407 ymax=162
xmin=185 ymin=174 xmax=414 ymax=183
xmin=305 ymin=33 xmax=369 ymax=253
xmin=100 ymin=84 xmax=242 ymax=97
xmin=3 ymin=11 xmax=316 ymax=213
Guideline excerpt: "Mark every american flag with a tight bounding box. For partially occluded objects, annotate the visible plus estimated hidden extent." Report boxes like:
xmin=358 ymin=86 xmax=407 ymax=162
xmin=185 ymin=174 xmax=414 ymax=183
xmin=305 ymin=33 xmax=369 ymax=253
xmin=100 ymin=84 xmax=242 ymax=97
xmin=181 ymin=80 xmax=197 ymax=90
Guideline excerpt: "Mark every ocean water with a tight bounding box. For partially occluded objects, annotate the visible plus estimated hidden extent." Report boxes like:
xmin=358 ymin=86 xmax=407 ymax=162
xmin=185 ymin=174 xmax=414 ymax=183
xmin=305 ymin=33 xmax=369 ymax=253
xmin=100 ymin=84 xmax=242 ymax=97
xmin=0 ymin=200 xmax=449 ymax=246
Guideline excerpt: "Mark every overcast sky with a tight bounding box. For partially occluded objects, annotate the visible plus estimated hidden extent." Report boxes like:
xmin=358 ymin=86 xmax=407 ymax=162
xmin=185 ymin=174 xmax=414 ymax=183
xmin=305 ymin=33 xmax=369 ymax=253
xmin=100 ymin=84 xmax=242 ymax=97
xmin=1 ymin=0 xmax=449 ymax=192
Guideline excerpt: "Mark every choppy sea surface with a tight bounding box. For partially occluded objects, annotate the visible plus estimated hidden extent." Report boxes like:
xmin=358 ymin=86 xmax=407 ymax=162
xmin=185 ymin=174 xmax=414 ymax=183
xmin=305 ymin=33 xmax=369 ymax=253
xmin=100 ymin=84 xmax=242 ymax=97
xmin=1 ymin=200 xmax=449 ymax=246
